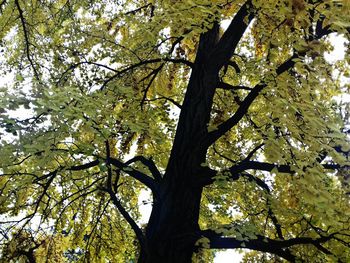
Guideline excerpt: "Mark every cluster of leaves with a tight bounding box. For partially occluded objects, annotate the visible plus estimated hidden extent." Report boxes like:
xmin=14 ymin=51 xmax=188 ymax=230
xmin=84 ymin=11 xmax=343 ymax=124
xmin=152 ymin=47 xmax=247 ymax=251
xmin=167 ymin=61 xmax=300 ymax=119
xmin=0 ymin=0 xmax=349 ymax=262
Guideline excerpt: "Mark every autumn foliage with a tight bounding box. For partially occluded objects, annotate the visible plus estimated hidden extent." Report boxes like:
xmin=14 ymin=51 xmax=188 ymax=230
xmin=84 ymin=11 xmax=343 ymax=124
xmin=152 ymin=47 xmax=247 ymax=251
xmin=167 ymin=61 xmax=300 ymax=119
xmin=0 ymin=0 xmax=350 ymax=262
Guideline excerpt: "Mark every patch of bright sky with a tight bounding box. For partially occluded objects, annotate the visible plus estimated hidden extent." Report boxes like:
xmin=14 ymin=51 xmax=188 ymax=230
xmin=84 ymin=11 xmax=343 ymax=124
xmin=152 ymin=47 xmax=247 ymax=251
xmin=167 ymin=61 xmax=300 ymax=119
xmin=324 ymin=33 xmax=348 ymax=63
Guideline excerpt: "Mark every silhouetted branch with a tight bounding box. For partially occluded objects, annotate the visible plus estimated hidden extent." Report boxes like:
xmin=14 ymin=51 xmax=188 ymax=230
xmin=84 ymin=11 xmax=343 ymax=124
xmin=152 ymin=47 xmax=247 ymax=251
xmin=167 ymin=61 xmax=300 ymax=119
xmin=108 ymin=157 xmax=157 ymax=192
xmin=105 ymin=141 xmax=146 ymax=252
xmin=125 ymin=156 xmax=162 ymax=182
xmin=205 ymin=83 xmax=265 ymax=146
xmin=209 ymin=0 xmax=254 ymax=71
xmin=14 ymin=0 xmax=40 ymax=80
xmin=68 ymin=160 xmax=100 ymax=171
xmin=217 ymin=82 xmax=252 ymax=91
xmin=200 ymin=229 xmax=339 ymax=261
xmin=205 ymin=51 xmax=315 ymax=147
xmin=200 ymin=160 xmax=349 ymax=186
xmin=141 ymin=64 xmax=164 ymax=109
xmin=144 ymin=96 xmax=182 ymax=109
xmin=102 ymin=58 xmax=193 ymax=89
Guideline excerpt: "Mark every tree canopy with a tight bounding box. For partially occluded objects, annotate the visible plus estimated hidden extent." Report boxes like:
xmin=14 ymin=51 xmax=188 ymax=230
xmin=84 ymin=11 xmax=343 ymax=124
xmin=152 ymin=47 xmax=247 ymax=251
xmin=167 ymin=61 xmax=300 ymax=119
xmin=0 ymin=0 xmax=350 ymax=262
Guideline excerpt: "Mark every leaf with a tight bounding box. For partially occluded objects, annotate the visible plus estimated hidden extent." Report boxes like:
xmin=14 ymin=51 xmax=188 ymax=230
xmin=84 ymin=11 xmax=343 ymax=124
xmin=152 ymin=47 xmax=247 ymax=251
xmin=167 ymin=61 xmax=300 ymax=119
xmin=15 ymin=74 xmax=24 ymax=82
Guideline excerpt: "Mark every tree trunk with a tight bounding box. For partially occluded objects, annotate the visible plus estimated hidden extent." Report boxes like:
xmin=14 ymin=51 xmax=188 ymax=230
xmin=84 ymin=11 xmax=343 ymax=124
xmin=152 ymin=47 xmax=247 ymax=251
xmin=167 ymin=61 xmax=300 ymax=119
xmin=138 ymin=23 xmax=221 ymax=263
xmin=139 ymin=178 xmax=202 ymax=263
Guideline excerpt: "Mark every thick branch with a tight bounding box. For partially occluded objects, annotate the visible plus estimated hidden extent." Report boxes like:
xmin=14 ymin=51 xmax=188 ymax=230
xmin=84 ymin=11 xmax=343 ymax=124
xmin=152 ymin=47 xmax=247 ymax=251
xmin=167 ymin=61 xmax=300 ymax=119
xmin=200 ymin=160 xmax=349 ymax=186
xmin=201 ymin=230 xmax=295 ymax=261
xmin=205 ymin=83 xmax=265 ymax=146
xmin=68 ymin=160 xmax=100 ymax=171
xmin=230 ymin=161 xmax=293 ymax=174
xmin=64 ymin=154 xmax=157 ymax=192
xmin=209 ymin=0 xmax=254 ymax=71
xmin=204 ymin=52 xmax=309 ymax=147
xmin=227 ymin=60 xmax=241 ymax=73
xmin=201 ymin=230 xmax=337 ymax=262
xmin=230 ymin=161 xmax=347 ymax=174
xmin=217 ymin=82 xmax=252 ymax=91
xmin=243 ymin=143 xmax=264 ymax=162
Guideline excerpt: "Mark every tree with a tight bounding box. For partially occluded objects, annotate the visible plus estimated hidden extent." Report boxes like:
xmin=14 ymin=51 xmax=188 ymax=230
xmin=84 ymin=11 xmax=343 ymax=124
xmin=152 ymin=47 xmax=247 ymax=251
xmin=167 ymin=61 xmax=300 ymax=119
xmin=0 ymin=0 xmax=349 ymax=262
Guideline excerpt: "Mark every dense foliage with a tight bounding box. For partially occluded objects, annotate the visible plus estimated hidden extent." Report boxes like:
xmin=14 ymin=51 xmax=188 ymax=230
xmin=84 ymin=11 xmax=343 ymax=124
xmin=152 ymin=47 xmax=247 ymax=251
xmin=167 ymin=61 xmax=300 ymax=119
xmin=0 ymin=0 xmax=349 ymax=262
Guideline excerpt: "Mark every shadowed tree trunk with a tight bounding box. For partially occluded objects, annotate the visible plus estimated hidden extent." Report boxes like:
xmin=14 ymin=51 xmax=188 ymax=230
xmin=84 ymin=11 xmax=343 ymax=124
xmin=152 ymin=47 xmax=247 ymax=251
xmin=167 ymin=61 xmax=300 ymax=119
xmin=138 ymin=23 xmax=220 ymax=263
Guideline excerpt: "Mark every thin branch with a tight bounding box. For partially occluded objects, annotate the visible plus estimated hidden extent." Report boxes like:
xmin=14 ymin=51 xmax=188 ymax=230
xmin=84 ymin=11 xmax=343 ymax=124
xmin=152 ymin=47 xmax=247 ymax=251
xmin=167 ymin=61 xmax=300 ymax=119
xmin=102 ymin=58 xmax=193 ymax=89
xmin=217 ymin=82 xmax=252 ymax=91
xmin=0 ymin=0 xmax=7 ymax=13
xmin=212 ymin=146 xmax=236 ymax=164
xmin=223 ymin=168 xmax=284 ymax=239
xmin=84 ymin=199 xmax=111 ymax=254
xmin=55 ymin=188 xmax=100 ymax=224
xmin=205 ymin=83 xmax=266 ymax=147
xmin=18 ymin=170 xmax=58 ymax=230
xmin=144 ymin=96 xmax=182 ymax=109
xmin=108 ymin=157 xmax=157 ymax=192
xmin=238 ymin=172 xmax=284 ymax=239
xmin=104 ymin=140 xmax=147 ymax=252
xmin=14 ymin=0 xmax=40 ymax=80
xmin=124 ymin=3 xmax=153 ymax=15
xmin=105 ymin=141 xmax=113 ymax=191
xmin=141 ymin=64 xmax=164 ymax=109
xmin=125 ymin=156 xmax=162 ymax=182
xmin=57 ymin=61 xmax=118 ymax=84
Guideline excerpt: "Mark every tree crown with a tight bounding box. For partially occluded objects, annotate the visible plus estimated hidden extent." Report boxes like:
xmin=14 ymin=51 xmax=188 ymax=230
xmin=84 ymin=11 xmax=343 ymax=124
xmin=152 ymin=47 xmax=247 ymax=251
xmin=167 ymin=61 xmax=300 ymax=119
xmin=0 ymin=0 xmax=349 ymax=262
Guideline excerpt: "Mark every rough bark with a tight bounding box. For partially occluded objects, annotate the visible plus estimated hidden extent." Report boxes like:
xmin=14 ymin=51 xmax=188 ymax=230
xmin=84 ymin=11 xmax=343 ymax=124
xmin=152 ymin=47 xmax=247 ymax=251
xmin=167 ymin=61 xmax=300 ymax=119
xmin=139 ymin=180 xmax=202 ymax=263
xmin=139 ymin=4 xmax=256 ymax=260
xmin=138 ymin=23 xmax=221 ymax=263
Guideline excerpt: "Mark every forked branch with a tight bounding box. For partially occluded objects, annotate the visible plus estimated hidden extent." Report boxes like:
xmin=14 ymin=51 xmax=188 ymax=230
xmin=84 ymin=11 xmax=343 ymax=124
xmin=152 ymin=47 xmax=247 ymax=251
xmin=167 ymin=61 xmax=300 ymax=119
xmin=63 ymin=154 xmax=158 ymax=191
xmin=14 ymin=0 xmax=40 ymax=80
xmin=200 ymin=229 xmax=340 ymax=262
xmin=125 ymin=156 xmax=162 ymax=182
xmin=108 ymin=157 xmax=158 ymax=192
xmin=104 ymin=141 xmax=146 ymax=252
xmin=205 ymin=83 xmax=265 ymax=147
xmin=209 ymin=0 xmax=254 ymax=71
xmin=200 ymin=160 xmax=349 ymax=186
